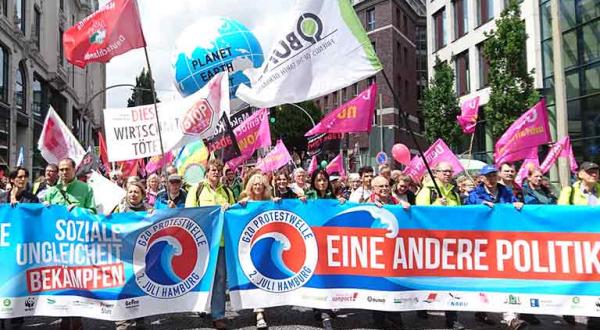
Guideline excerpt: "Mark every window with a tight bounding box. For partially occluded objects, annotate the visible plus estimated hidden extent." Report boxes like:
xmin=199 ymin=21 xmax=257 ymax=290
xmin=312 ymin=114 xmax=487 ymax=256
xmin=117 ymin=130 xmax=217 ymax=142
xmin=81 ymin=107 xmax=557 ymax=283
xmin=477 ymin=0 xmax=494 ymax=26
xmin=32 ymin=76 xmax=43 ymax=121
xmin=433 ymin=8 xmax=447 ymax=51
xmin=0 ymin=46 xmax=7 ymax=103
xmin=371 ymin=41 xmax=376 ymax=52
xmin=403 ymin=14 xmax=408 ymax=34
xmin=366 ymin=8 xmax=375 ymax=31
xmin=353 ymin=83 xmax=359 ymax=95
xmin=478 ymin=43 xmax=489 ymax=88
xmin=404 ymin=80 xmax=409 ymax=101
xmin=342 ymin=88 xmax=347 ymax=102
xmin=1 ymin=0 xmax=6 ymax=17
xmin=397 ymin=42 xmax=401 ymax=65
xmin=324 ymin=95 xmax=329 ymax=108
xmin=404 ymin=47 xmax=408 ymax=66
xmin=15 ymin=62 xmax=25 ymax=113
xmin=60 ymin=0 xmax=64 ymax=11
xmin=454 ymin=0 xmax=468 ymax=39
xmin=0 ymin=118 xmax=9 ymax=168
xmin=59 ymin=27 xmax=64 ymax=66
xmin=333 ymin=91 xmax=338 ymax=106
xmin=34 ymin=6 xmax=40 ymax=49
xmin=367 ymin=76 xmax=376 ymax=86
xmin=455 ymin=51 xmax=470 ymax=96
xmin=15 ymin=0 xmax=25 ymax=34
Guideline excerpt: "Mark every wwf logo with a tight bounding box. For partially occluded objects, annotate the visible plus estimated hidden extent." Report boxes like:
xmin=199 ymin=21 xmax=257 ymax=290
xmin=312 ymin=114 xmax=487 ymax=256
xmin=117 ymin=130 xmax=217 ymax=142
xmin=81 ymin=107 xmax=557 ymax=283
xmin=24 ymin=297 xmax=36 ymax=309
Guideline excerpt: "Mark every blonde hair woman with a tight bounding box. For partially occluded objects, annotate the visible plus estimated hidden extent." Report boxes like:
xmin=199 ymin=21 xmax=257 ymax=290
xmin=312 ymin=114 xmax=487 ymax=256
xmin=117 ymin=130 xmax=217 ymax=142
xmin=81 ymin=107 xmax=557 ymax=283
xmin=238 ymin=173 xmax=274 ymax=328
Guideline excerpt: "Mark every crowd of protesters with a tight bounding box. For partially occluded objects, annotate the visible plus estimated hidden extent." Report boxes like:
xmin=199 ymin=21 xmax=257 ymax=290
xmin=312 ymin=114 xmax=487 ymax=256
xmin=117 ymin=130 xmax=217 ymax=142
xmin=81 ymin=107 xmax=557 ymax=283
xmin=0 ymin=155 xmax=598 ymax=330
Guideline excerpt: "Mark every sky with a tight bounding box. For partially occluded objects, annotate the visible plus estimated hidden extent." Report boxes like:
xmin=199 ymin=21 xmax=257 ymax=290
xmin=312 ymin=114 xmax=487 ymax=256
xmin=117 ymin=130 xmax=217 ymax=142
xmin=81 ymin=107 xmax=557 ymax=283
xmin=101 ymin=0 xmax=293 ymax=109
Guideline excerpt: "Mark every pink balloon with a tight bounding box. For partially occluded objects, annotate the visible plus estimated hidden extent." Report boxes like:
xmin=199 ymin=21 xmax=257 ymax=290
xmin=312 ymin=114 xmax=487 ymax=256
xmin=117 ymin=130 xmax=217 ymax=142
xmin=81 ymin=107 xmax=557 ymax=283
xmin=392 ymin=143 xmax=411 ymax=165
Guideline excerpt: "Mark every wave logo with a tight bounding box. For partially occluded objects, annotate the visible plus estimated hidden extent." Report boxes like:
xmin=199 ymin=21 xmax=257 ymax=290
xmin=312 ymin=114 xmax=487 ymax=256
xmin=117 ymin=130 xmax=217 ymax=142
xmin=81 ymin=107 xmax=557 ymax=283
xmin=133 ymin=217 xmax=209 ymax=299
xmin=239 ymin=210 xmax=317 ymax=293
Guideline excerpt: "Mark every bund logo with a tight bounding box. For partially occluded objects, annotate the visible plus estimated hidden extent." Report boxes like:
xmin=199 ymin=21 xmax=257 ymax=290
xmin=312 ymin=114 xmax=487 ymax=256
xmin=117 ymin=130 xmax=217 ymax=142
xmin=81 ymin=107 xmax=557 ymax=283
xmin=239 ymin=210 xmax=318 ymax=293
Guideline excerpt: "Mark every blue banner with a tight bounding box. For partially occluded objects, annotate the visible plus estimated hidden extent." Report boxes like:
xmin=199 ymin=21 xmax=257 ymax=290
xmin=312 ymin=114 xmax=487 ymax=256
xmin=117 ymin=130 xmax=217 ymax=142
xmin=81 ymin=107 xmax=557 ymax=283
xmin=224 ymin=200 xmax=600 ymax=316
xmin=0 ymin=204 xmax=221 ymax=320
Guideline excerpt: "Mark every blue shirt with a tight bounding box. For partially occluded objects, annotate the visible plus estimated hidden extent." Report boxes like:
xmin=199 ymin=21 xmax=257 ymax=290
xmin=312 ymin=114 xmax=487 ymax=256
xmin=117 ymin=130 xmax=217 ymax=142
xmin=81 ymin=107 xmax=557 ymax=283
xmin=154 ymin=189 xmax=187 ymax=209
xmin=466 ymin=183 xmax=517 ymax=205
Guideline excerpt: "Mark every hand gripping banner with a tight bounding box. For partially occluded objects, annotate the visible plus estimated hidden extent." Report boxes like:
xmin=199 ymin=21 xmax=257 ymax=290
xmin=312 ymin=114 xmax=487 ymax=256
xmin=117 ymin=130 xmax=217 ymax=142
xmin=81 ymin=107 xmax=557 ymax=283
xmin=0 ymin=205 xmax=221 ymax=320
xmin=224 ymin=200 xmax=600 ymax=316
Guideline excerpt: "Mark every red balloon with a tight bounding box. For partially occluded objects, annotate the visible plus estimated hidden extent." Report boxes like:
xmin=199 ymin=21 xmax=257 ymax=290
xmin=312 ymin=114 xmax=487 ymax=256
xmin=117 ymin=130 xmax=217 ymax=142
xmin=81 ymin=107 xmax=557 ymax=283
xmin=392 ymin=143 xmax=411 ymax=165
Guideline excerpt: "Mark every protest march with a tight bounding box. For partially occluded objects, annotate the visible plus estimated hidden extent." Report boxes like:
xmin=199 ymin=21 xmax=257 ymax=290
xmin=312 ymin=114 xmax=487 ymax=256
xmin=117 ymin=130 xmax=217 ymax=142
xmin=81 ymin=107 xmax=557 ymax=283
xmin=0 ymin=0 xmax=598 ymax=330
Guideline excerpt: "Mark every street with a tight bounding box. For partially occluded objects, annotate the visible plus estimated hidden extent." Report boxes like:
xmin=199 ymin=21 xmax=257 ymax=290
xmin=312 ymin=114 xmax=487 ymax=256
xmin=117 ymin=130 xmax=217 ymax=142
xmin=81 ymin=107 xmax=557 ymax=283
xmin=5 ymin=308 xmax=590 ymax=329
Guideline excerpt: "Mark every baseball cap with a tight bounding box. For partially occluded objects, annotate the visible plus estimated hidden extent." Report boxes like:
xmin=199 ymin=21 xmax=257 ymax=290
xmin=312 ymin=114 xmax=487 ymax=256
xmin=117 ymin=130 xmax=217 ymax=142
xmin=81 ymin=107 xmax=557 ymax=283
xmin=168 ymin=174 xmax=182 ymax=182
xmin=479 ymin=165 xmax=498 ymax=176
xmin=580 ymin=162 xmax=599 ymax=171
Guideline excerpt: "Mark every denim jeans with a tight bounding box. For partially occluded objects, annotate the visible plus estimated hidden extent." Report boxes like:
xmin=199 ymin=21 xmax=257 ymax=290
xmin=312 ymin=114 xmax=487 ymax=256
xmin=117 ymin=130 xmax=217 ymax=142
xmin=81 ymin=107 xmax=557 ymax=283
xmin=211 ymin=247 xmax=227 ymax=320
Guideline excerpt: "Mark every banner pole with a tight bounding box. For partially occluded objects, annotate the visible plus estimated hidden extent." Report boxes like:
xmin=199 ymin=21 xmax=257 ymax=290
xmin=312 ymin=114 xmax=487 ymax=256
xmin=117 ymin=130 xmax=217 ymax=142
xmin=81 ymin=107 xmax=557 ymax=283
xmin=142 ymin=46 xmax=167 ymax=174
xmin=380 ymin=70 xmax=442 ymax=196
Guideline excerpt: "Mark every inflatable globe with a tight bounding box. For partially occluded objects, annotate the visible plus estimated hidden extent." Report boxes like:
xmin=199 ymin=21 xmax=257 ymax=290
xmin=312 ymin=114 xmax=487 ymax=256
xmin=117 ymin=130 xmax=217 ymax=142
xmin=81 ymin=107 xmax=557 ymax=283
xmin=172 ymin=17 xmax=264 ymax=105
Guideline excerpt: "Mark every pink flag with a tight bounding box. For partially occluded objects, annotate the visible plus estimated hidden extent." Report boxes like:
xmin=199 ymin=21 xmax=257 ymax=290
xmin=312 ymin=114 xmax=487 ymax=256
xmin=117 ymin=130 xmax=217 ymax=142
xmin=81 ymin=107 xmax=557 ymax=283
xmin=325 ymin=152 xmax=346 ymax=177
xmin=456 ymin=96 xmax=480 ymax=134
xmin=494 ymin=99 xmax=551 ymax=165
xmin=305 ymin=84 xmax=376 ymax=136
xmin=307 ymin=155 xmax=317 ymax=175
xmin=38 ymin=107 xmax=86 ymax=166
xmin=402 ymin=139 xmax=464 ymax=181
xmin=227 ymin=108 xmax=272 ymax=169
xmin=540 ymin=136 xmax=578 ymax=174
xmin=255 ymin=140 xmax=292 ymax=173
xmin=515 ymin=148 xmax=540 ymax=188
xmin=145 ymin=151 xmax=174 ymax=174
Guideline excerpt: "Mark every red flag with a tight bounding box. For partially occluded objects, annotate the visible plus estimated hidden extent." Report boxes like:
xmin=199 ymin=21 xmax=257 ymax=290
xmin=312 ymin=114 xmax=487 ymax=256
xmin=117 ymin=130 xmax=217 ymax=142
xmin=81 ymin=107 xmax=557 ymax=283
xmin=63 ymin=0 xmax=146 ymax=68
xmin=325 ymin=153 xmax=346 ymax=177
xmin=98 ymin=131 xmax=110 ymax=170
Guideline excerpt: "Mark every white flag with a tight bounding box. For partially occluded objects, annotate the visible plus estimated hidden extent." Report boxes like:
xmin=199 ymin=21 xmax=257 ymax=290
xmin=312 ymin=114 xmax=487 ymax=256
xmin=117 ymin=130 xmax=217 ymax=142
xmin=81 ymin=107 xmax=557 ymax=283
xmin=37 ymin=107 xmax=86 ymax=165
xmin=104 ymin=72 xmax=230 ymax=162
xmin=87 ymin=170 xmax=126 ymax=215
xmin=235 ymin=0 xmax=382 ymax=107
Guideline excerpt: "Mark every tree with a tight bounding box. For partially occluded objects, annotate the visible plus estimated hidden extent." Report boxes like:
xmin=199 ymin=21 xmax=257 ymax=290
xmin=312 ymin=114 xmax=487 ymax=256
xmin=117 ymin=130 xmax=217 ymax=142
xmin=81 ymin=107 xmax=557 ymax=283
xmin=422 ymin=57 xmax=462 ymax=148
xmin=269 ymin=101 xmax=323 ymax=152
xmin=127 ymin=68 xmax=159 ymax=107
xmin=483 ymin=0 xmax=540 ymax=139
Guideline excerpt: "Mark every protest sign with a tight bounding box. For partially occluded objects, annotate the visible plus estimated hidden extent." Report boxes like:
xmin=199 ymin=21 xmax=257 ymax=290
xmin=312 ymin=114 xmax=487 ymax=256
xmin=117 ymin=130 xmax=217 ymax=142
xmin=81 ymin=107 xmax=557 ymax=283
xmin=0 ymin=205 xmax=221 ymax=320
xmin=227 ymin=108 xmax=271 ymax=169
xmin=104 ymin=73 xmax=229 ymax=162
xmin=307 ymin=133 xmax=343 ymax=157
xmin=224 ymin=200 xmax=600 ymax=316
xmin=255 ymin=140 xmax=292 ymax=173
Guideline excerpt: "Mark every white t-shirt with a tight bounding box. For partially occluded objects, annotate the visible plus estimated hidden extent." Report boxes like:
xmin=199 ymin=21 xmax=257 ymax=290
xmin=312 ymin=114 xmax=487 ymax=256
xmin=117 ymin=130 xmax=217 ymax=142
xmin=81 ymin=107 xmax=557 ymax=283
xmin=349 ymin=186 xmax=372 ymax=203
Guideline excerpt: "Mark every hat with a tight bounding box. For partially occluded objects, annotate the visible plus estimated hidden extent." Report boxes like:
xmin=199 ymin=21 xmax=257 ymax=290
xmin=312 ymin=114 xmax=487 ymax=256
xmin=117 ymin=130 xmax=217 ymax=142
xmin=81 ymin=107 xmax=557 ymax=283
xmin=329 ymin=175 xmax=340 ymax=181
xmin=479 ymin=165 xmax=498 ymax=176
xmin=580 ymin=162 xmax=599 ymax=171
xmin=168 ymin=174 xmax=182 ymax=182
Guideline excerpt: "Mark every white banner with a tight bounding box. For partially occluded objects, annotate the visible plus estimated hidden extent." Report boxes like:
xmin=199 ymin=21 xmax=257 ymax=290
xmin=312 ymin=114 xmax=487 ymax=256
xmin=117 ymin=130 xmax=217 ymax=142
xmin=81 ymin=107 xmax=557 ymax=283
xmin=235 ymin=0 xmax=382 ymax=107
xmin=104 ymin=73 xmax=230 ymax=162
xmin=37 ymin=107 xmax=86 ymax=166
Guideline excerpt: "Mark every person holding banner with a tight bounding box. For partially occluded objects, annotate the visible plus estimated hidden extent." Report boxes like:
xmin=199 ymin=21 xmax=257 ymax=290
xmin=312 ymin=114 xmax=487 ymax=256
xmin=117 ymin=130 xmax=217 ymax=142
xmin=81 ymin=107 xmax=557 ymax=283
xmin=522 ymin=168 xmax=557 ymax=205
xmin=222 ymin=167 xmax=243 ymax=200
xmin=45 ymin=158 xmax=96 ymax=213
xmin=185 ymin=159 xmax=234 ymax=330
xmin=238 ymin=172 xmax=279 ymax=329
xmin=415 ymin=162 xmax=465 ymax=330
xmin=272 ymin=169 xmax=301 ymax=200
xmin=392 ymin=175 xmax=416 ymax=207
xmin=368 ymin=176 xmax=400 ymax=208
xmin=154 ymin=174 xmax=187 ymax=209
xmin=466 ymin=165 xmax=523 ymax=210
xmin=558 ymin=162 xmax=600 ymax=206
xmin=2 ymin=167 xmax=39 ymax=205
xmin=499 ymin=163 xmax=523 ymax=202
xmin=304 ymin=170 xmax=346 ymax=204
xmin=113 ymin=181 xmax=151 ymax=213
xmin=290 ymin=168 xmax=310 ymax=196
xmin=145 ymin=173 xmax=160 ymax=207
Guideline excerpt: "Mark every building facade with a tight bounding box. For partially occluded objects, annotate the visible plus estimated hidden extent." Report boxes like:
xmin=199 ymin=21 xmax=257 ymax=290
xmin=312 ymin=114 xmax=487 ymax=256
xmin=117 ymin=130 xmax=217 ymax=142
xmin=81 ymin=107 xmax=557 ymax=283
xmin=539 ymin=0 xmax=599 ymax=161
xmin=426 ymin=0 xmax=599 ymax=163
xmin=0 ymin=0 xmax=106 ymax=177
xmin=314 ymin=0 xmax=427 ymax=170
xmin=426 ymin=0 xmax=544 ymax=162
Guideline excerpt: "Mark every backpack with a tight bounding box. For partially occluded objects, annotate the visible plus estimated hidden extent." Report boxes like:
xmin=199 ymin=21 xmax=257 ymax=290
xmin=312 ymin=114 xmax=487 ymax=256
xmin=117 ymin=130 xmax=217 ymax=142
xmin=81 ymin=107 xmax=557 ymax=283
xmin=195 ymin=182 xmax=234 ymax=205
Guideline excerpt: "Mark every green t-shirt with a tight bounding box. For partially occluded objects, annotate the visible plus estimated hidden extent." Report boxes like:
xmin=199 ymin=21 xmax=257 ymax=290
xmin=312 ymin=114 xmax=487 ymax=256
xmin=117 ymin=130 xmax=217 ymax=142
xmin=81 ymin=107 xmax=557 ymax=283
xmin=45 ymin=179 xmax=96 ymax=213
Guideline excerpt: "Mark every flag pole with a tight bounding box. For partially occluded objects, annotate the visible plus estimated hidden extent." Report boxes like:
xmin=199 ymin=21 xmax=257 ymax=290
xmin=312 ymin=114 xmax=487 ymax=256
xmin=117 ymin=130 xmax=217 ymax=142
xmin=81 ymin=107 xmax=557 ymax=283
xmin=142 ymin=46 xmax=167 ymax=173
xmin=380 ymin=70 xmax=442 ymax=196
